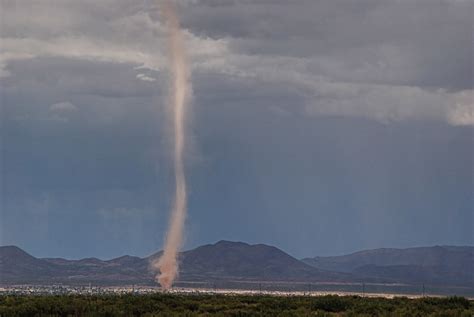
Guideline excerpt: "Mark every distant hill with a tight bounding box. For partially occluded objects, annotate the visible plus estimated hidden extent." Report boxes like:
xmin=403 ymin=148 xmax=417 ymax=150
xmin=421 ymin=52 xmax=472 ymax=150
xmin=0 ymin=246 xmax=150 ymax=285
xmin=302 ymin=246 xmax=474 ymax=287
xmin=172 ymin=240 xmax=348 ymax=282
xmin=1 ymin=242 xmax=472 ymax=288
xmin=0 ymin=246 xmax=57 ymax=284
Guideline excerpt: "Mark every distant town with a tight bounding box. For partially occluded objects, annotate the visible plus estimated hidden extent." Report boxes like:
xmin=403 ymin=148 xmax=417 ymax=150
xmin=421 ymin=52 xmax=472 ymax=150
xmin=0 ymin=284 xmax=437 ymax=299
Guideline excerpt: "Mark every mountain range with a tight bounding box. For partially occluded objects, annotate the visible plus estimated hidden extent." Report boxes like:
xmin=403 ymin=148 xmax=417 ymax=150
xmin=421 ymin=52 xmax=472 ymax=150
xmin=1 ymin=241 xmax=472 ymax=290
xmin=302 ymin=245 xmax=474 ymax=287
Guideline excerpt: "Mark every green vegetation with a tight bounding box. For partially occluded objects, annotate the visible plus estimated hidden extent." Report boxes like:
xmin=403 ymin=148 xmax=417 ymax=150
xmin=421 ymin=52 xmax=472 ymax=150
xmin=0 ymin=294 xmax=473 ymax=317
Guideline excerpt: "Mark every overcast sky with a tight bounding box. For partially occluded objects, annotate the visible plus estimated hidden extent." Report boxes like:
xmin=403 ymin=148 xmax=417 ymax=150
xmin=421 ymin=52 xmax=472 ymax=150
xmin=1 ymin=0 xmax=473 ymax=259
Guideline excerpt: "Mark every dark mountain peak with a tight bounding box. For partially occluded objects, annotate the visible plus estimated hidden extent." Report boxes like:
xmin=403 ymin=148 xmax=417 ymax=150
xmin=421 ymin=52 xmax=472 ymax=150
xmin=0 ymin=245 xmax=34 ymax=258
xmin=0 ymin=246 xmax=39 ymax=265
xmin=213 ymin=240 xmax=250 ymax=247
xmin=188 ymin=240 xmax=293 ymax=261
xmin=211 ymin=241 xmax=285 ymax=254
xmin=107 ymin=255 xmax=144 ymax=266
xmin=0 ymin=245 xmax=22 ymax=251
xmin=108 ymin=255 xmax=140 ymax=261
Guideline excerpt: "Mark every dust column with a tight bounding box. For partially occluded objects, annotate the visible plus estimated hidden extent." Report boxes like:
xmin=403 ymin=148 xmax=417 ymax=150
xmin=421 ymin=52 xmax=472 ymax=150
xmin=153 ymin=0 xmax=191 ymax=290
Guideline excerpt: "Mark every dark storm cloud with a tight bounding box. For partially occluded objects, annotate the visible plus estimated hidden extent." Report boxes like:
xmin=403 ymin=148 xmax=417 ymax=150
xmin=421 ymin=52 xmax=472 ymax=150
xmin=180 ymin=0 xmax=472 ymax=90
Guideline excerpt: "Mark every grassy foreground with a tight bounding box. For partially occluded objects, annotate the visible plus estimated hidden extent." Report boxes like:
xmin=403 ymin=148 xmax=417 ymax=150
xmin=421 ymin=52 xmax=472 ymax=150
xmin=0 ymin=294 xmax=473 ymax=316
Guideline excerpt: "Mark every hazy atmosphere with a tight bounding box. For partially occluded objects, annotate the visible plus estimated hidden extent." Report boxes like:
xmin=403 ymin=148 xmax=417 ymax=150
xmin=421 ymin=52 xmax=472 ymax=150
xmin=1 ymin=0 xmax=472 ymax=260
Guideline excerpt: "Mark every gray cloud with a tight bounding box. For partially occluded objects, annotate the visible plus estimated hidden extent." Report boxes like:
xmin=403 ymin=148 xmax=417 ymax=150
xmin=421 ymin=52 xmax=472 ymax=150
xmin=1 ymin=0 xmax=472 ymax=125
